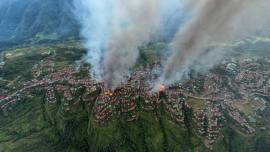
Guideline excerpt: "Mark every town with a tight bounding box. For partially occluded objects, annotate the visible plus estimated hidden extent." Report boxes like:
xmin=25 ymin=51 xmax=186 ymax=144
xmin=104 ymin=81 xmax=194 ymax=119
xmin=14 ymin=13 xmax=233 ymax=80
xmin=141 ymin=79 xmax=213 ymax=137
xmin=1 ymin=50 xmax=270 ymax=150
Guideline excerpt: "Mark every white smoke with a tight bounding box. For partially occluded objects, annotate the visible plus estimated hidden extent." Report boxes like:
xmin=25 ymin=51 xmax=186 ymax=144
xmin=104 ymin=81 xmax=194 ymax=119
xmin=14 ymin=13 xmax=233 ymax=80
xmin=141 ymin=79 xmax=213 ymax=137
xmin=73 ymin=0 xmax=113 ymax=79
xmin=74 ymin=0 xmax=184 ymax=88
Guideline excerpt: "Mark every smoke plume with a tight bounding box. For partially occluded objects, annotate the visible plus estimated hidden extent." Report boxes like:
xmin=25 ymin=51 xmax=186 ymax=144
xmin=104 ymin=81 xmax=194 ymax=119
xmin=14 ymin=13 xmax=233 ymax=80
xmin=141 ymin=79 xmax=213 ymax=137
xmin=160 ymin=0 xmax=270 ymax=85
xmin=74 ymin=0 xmax=183 ymax=89
xmin=74 ymin=0 xmax=270 ymax=88
xmin=103 ymin=0 xmax=161 ymax=89
xmin=73 ymin=0 xmax=113 ymax=79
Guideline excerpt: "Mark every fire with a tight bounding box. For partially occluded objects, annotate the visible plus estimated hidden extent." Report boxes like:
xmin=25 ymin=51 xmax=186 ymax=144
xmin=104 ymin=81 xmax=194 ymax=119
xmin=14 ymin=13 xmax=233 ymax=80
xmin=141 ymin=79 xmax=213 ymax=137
xmin=158 ymin=84 xmax=166 ymax=92
xmin=105 ymin=91 xmax=113 ymax=96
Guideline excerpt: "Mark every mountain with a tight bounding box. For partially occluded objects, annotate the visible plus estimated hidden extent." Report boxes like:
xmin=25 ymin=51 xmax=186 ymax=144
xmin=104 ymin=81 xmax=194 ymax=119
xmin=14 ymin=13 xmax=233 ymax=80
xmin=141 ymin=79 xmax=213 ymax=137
xmin=0 ymin=0 xmax=79 ymax=48
xmin=0 ymin=0 xmax=186 ymax=50
xmin=1 ymin=42 xmax=270 ymax=152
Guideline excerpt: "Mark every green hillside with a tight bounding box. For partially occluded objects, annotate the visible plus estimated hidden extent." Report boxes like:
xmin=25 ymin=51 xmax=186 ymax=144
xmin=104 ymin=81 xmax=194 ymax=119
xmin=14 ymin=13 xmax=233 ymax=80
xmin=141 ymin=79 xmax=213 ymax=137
xmin=1 ymin=42 xmax=270 ymax=152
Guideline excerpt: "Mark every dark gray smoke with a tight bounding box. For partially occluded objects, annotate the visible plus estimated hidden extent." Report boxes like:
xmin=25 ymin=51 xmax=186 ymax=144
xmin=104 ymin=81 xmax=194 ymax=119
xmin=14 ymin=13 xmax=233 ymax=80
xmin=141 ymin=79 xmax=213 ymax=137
xmin=160 ymin=0 xmax=270 ymax=85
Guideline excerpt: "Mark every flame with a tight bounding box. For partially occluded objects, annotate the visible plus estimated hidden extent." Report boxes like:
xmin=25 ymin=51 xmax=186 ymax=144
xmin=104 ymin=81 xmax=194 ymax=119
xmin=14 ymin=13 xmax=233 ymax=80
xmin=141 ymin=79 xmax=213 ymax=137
xmin=105 ymin=91 xmax=113 ymax=96
xmin=158 ymin=84 xmax=166 ymax=92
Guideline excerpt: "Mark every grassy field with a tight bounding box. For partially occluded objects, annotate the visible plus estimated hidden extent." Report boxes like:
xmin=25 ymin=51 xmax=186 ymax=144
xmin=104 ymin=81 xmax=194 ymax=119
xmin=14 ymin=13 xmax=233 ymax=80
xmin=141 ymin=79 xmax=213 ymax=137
xmin=187 ymin=97 xmax=206 ymax=109
xmin=233 ymin=102 xmax=255 ymax=117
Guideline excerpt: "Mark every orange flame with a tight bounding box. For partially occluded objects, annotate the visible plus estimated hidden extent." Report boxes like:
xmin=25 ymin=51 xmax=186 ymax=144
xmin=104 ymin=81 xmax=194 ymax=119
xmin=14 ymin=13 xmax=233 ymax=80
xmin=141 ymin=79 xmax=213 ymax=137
xmin=105 ymin=91 xmax=113 ymax=96
xmin=158 ymin=84 xmax=166 ymax=92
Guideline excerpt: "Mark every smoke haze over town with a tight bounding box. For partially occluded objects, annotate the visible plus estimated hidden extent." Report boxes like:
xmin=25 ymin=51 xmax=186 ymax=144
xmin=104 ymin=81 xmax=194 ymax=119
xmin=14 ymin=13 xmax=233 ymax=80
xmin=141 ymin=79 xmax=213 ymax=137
xmin=2 ymin=1 xmax=270 ymax=151
xmin=74 ymin=0 xmax=270 ymax=90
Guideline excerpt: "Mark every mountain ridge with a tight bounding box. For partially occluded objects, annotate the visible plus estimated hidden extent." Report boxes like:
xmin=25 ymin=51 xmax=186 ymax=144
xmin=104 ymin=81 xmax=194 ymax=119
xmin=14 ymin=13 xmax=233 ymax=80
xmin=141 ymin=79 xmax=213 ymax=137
xmin=0 ymin=0 xmax=80 ymax=49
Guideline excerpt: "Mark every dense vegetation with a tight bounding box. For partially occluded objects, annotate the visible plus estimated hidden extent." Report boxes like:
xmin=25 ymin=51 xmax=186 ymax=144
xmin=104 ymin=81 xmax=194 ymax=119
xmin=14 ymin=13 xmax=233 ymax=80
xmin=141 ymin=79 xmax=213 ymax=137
xmin=1 ymin=43 xmax=270 ymax=152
